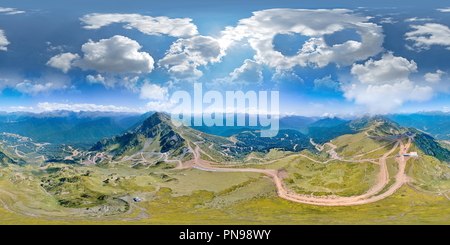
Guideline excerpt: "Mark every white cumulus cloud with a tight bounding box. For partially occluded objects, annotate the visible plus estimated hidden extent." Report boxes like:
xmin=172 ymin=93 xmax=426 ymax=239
xmin=73 ymin=35 xmax=154 ymax=74
xmin=220 ymin=8 xmax=384 ymax=69
xmin=405 ymin=23 xmax=450 ymax=50
xmin=271 ymin=69 xmax=304 ymax=90
xmin=344 ymin=52 xmax=434 ymax=114
xmin=424 ymin=69 xmax=446 ymax=83
xmin=86 ymin=74 xmax=105 ymax=84
xmin=137 ymin=81 xmax=176 ymax=112
xmin=139 ymin=81 xmax=169 ymax=101
xmin=229 ymin=59 xmax=263 ymax=84
xmin=80 ymin=13 xmax=198 ymax=38
xmin=46 ymin=53 xmax=80 ymax=73
xmin=272 ymin=69 xmax=303 ymax=84
xmin=145 ymin=100 xmax=177 ymax=112
xmin=48 ymin=35 xmax=155 ymax=75
xmin=313 ymin=75 xmax=341 ymax=92
xmin=351 ymin=52 xmax=418 ymax=84
xmin=159 ymin=35 xmax=225 ymax=81
xmin=0 ymin=30 xmax=10 ymax=51
xmin=343 ymin=80 xmax=433 ymax=115
xmin=9 ymin=73 xmax=73 ymax=96
xmin=208 ymin=59 xmax=263 ymax=90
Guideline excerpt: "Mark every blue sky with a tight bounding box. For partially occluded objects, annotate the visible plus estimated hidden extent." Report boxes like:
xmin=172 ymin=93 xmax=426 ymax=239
xmin=1 ymin=0 xmax=450 ymax=117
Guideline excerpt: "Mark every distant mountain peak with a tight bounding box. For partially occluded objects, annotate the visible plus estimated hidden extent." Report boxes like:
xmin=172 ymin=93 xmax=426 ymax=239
xmin=134 ymin=111 xmax=171 ymax=133
xmin=308 ymin=117 xmax=348 ymax=128
xmin=90 ymin=111 xmax=185 ymax=158
xmin=153 ymin=111 xmax=172 ymax=121
xmin=349 ymin=114 xmax=397 ymax=128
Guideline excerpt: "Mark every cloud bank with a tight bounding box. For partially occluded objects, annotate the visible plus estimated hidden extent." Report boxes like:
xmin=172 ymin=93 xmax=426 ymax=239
xmin=37 ymin=102 xmax=143 ymax=112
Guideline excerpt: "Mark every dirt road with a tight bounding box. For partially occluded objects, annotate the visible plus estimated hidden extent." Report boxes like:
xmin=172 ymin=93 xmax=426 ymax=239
xmin=184 ymin=133 xmax=413 ymax=206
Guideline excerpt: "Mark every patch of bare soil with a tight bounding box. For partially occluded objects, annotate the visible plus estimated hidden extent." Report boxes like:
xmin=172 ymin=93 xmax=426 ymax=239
xmin=277 ymin=169 xmax=289 ymax=179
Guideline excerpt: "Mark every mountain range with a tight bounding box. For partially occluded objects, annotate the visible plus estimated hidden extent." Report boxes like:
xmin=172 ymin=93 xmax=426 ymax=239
xmin=387 ymin=111 xmax=450 ymax=140
xmin=80 ymin=112 xmax=450 ymax=166
xmin=0 ymin=110 xmax=142 ymax=145
xmin=0 ymin=109 xmax=449 ymax=168
xmin=0 ymin=110 xmax=345 ymax=146
xmin=1 ymin=110 xmax=450 ymax=223
xmin=0 ymin=110 xmax=448 ymax=154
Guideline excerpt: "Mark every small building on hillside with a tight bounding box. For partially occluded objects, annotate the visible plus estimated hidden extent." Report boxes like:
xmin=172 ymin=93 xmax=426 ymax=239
xmin=403 ymin=152 xmax=419 ymax=158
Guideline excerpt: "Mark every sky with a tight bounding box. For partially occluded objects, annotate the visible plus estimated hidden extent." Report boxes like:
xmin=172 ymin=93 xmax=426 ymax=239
xmin=1 ymin=0 xmax=450 ymax=117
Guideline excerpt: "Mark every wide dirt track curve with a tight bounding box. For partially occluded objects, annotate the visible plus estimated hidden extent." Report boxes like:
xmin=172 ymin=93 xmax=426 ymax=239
xmin=182 ymin=133 xmax=414 ymax=206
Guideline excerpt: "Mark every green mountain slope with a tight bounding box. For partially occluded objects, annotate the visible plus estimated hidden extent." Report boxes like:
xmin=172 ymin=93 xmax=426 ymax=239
xmin=90 ymin=112 xmax=185 ymax=157
xmin=88 ymin=112 xmax=242 ymax=166
xmin=408 ymin=128 xmax=450 ymax=162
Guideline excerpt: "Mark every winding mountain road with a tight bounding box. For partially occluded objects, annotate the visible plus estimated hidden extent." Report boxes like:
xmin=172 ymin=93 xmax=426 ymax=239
xmin=179 ymin=132 xmax=414 ymax=206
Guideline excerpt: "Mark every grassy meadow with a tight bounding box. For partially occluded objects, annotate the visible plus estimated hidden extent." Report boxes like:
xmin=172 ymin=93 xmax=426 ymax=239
xmin=2 ymin=154 xmax=450 ymax=225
